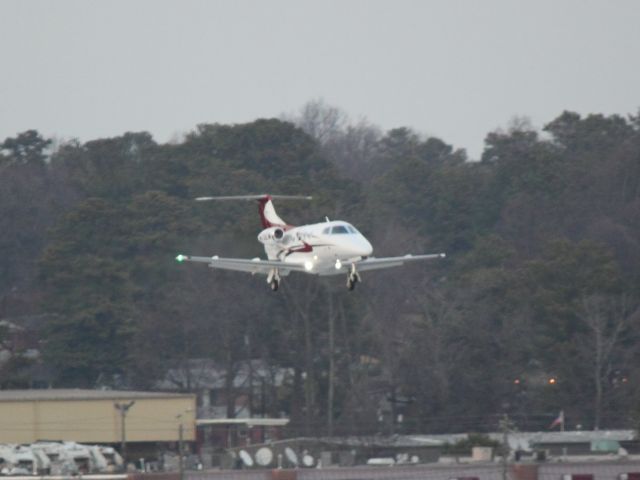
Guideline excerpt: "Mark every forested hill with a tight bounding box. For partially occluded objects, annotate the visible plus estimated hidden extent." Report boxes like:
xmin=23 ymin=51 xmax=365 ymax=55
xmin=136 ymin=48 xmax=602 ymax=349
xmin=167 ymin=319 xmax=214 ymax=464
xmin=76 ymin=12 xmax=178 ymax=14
xmin=1 ymin=104 xmax=640 ymax=435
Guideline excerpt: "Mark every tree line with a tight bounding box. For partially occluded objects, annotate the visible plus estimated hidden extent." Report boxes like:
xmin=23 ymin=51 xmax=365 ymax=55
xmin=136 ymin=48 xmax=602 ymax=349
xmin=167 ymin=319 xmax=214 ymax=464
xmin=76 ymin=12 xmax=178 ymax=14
xmin=1 ymin=101 xmax=640 ymax=435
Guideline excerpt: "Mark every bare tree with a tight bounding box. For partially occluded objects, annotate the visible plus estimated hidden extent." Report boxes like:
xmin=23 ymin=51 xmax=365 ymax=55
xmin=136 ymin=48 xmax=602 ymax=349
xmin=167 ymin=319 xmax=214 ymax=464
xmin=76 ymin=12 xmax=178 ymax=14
xmin=284 ymin=99 xmax=382 ymax=182
xmin=577 ymin=294 xmax=640 ymax=429
xmin=285 ymin=99 xmax=348 ymax=145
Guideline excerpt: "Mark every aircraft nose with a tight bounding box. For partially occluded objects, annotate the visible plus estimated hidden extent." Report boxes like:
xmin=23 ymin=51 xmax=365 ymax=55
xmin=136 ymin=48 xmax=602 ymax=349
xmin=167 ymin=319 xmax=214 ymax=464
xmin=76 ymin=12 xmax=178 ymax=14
xmin=357 ymin=236 xmax=373 ymax=257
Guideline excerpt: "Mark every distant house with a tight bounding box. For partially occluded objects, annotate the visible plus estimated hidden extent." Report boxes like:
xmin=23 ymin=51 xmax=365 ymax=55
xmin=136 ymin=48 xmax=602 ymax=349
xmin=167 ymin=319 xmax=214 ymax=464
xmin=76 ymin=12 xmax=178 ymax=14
xmin=156 ymin=358 xmax=293 ymax=420
xmin=0 ymin=315 xmax=54 ymax=388
xmin=156 ymin=359 xmax=292 ymax=447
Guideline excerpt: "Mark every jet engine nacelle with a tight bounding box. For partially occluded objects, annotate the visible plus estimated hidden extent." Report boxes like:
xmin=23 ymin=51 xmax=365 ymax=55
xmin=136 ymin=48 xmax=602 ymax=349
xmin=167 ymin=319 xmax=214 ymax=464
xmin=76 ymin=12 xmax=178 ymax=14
xmin=258 ymin=227 xmax=292 ymax=245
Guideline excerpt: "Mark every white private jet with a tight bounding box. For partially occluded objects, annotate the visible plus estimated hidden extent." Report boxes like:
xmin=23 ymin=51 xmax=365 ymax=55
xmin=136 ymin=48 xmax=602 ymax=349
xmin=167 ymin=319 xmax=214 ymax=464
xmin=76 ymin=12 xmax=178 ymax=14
xmin=175 ymin=194 xmax=445 ymax=291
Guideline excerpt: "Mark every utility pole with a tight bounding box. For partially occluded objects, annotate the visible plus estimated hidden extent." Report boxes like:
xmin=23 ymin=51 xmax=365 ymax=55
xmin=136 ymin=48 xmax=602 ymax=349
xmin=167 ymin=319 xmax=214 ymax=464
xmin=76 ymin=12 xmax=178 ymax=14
xmin=245 ymin=334 xmax=254 ymax=417
xmin=114 ymin=401 xmax=136 ymax=464
xmin=327 ymin=287 xmax=335 ymax=437
xmin=176 ymin=409 xmax=192 ymax=480
xmin=178 ymin=422 xmax=184 ymax=480
xmin=499 ymin=414 xmax=515 ymax=480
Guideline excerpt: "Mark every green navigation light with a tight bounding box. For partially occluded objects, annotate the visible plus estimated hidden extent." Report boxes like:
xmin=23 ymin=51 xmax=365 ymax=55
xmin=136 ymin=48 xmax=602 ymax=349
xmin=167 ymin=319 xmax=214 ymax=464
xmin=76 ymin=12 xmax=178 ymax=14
xmin=176 ymin=254 xmax=185 ymax=262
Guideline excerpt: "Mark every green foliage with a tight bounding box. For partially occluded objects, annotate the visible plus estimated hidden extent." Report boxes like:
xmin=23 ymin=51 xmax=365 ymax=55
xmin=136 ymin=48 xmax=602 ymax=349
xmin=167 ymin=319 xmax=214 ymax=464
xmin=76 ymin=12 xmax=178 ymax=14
xmin=544 ymin=111 xmax=635 ymax=154
xmin=369 ymin=137 xmax=492 ymax=252
xmin=525 ymin=239 xmax=622 ymax=331
xmin=1 ymin=130 xmax=51 ymax=166
xmin=39 ymin=191 xmax=201 ymax=385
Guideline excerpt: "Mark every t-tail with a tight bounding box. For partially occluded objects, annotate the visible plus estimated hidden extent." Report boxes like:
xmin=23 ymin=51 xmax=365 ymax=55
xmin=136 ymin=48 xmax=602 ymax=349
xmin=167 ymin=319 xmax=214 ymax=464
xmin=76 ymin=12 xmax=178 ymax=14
xmin=195 ymin=194 xmax=312 ymax=229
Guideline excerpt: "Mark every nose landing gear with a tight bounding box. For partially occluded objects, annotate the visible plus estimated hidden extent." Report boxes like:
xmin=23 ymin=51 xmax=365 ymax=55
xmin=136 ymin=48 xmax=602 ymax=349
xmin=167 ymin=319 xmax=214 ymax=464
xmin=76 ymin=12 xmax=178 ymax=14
xmin=346 ymin=264 xmax=361 ymax=291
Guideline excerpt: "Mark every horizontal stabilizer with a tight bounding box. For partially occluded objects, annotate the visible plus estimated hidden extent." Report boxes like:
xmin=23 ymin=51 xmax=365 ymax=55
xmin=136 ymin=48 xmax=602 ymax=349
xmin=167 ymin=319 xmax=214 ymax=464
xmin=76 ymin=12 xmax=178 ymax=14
xmin=195 ymin=194 xmax=312 ymax=201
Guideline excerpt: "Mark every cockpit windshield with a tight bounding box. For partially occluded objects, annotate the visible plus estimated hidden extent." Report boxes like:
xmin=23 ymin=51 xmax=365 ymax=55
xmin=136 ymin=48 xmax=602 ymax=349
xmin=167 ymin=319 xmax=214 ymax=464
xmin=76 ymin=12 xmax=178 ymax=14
xmin=322 ymin=224 xmax=359 ymax=235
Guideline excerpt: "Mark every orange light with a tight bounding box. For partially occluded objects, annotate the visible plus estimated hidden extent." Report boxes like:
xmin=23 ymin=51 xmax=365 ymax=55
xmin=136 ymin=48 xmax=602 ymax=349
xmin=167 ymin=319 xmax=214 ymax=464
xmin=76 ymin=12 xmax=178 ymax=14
xmin=548 ymin=377 xmax=557 ymax=385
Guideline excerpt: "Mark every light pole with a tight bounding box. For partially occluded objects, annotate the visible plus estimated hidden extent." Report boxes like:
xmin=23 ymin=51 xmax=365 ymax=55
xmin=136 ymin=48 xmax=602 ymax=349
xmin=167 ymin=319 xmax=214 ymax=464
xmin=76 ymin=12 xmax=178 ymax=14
xmin=176 ymin=409 xmax=193 ymax=480
xmin=114 ymin=401 xmax=136 ymax=464
xmin=499 ymin=414 xmax=515 ymax=480
xmin=179 ymin=422 xmax=184 ymax=480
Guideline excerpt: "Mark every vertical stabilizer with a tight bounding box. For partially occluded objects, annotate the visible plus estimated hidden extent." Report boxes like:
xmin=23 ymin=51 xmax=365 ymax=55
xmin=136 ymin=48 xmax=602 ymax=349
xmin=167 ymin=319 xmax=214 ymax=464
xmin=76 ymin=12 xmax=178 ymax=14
xmin=258 ymin=195 xmax=288 ymax=228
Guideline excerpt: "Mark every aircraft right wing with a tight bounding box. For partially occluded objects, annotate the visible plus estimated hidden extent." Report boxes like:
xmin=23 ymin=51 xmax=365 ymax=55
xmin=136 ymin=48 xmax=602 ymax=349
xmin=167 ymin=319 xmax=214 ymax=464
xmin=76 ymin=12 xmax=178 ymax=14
xmin=175 ymin=254 xmax=307 ymax=275
xmin=352 ymin=253 xmax=446 ymax=272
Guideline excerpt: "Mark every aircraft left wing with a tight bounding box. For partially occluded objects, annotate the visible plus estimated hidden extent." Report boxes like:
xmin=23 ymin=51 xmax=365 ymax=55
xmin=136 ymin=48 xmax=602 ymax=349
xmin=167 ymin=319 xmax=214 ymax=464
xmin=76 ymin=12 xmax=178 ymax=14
xmin=175 ymin=254 xmax=306 ymax=275
xmin=351 ymin=253 xmax=446 ymax=272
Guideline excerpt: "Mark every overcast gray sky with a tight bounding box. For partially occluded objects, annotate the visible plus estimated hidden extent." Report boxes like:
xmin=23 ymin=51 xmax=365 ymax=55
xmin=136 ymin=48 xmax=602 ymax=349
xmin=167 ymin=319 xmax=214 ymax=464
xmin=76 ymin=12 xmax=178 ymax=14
xmin=1 ymin=0 xmax=639 ymax=159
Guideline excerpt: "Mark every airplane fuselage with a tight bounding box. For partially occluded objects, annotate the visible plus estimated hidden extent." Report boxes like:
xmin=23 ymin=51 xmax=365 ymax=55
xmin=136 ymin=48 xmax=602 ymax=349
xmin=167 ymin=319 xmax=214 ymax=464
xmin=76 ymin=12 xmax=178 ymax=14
xmin=257 ymin=221 xmax=373 ymax=276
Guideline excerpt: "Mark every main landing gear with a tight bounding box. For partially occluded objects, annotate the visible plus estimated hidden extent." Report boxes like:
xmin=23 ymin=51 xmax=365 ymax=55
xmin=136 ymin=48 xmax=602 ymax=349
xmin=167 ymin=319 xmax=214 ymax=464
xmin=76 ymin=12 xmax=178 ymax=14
xmin=267 ymin=268 xmax=281 ymax=292
xmin=346 ymin=264 xmax=361 ymax=291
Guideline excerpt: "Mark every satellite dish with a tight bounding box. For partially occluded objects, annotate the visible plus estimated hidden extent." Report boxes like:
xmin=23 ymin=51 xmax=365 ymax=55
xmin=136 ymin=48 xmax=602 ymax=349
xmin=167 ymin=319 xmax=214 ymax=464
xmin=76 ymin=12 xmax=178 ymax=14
xmin=255 ymin=448 xmax=273 ymax=466
xmin=284 ymin=447 xmax=298 ymax=466
xmin=302 ymin=454 xmax=315 ymax=467
xmin=239 ymin=450 xmax=254 ymax=467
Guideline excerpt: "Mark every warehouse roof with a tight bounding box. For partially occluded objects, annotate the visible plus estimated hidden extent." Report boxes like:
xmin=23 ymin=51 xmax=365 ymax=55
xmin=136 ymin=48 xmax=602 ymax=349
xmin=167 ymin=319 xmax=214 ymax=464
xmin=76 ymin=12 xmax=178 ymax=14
xmin=0 ymin=389 xmax=194 ymax=402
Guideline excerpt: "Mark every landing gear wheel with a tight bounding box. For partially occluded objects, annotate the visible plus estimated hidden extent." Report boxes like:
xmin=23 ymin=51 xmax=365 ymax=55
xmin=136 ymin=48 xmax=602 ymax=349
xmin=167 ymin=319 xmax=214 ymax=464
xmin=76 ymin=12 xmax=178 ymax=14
xmin=346 ymin=264 xmax=360 ymax=291
xmin=268 ymin=268 xmax=280 ymax=292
